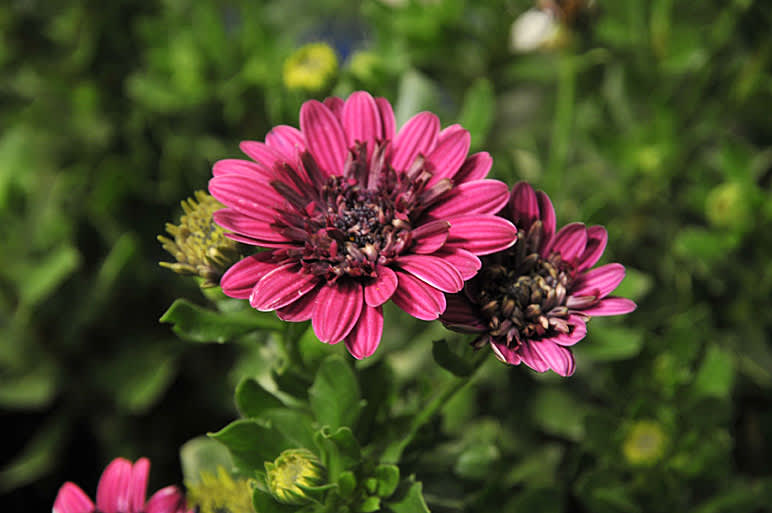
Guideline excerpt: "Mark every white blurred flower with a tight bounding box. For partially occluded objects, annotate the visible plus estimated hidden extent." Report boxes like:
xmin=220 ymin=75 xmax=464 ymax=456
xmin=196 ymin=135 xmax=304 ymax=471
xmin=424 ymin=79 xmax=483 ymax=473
xmin=509 ymin=8 xmax=560 ymax=53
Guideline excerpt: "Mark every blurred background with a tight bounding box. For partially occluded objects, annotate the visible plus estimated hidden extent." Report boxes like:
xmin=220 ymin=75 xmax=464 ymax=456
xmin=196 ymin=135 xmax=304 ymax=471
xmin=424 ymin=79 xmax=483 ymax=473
xmin=2 ymin=0 xmax=771 ymax=511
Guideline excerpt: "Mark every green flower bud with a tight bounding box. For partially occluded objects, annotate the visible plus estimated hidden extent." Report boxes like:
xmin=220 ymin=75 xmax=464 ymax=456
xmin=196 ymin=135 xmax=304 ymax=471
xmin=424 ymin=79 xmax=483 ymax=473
xmin=265 ymin=449 xmax=326 ymax=505
xmin=623 ymin=420 xmax=667 ymax=466
xmin=283 ymin=43 xmax=338 ymax=92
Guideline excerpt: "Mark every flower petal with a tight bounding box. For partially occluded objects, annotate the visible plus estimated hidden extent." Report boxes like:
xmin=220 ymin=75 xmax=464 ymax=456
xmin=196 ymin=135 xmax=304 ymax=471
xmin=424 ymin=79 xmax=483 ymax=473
xmin=276 ymin=284 xmax=321 ymax=321
xmin=581 ymin=297 xmax=637 ymax=316
xmin=548 ymin=222 xmax=587 ymax=265
xmin=536 ymin=190 xmax=556 ymax=248
xmin=576 ymin=225 xmax=608 ymax=272
xmin=145 ymin=486 xmax=185 ymax=513
xmin=239 ymin=141 xmax=285 ymax=171
xmin=213 ymin=209 xmax=291 ymax=243
xmin=342 ymin=91 xmax=382 ymax=153
xmin=220 ymin=254 xmax=279 ymax=299
xmin=441 ymin=294 xmax=487 ymax=332
xmin=445 ymin=214 xmax=517 ymax=256
xmin=530 ymin=340 xmax=576 ymax=376
xmin=509 ymin=181 xmax=539 ymax=231
xmin=300 ymin=100 xmax=347 ymax=176
xmin=491 ymin=340 xmax=522 ymax=365
xmin=364 ymin=265 xmax=398 ymax=307
xmin=391 ymin=112 xmax=440 ymax=172
xmin=345 ymin=305 xmax=383 ymax=359
xmin=572 ymin=263 xmax=626 ymax=299
xmin=54 ymin=483 xmax=95 ymax=513
xmin=518 ymin=342 xmax=550 ymax=372
xmin=250 ymin=264 xmax=318 ymax=311
xmin=547 ymin=316 xmax=587 ymax=346
xmin=376 ymin=97 xmax=396 ymax=141
xmin=208 ymin=174 xmax=286 ymax=219
xmin=212 ymin=159 xmax=273 ymax=181
xmin=96 ymin=458 xmax=132 ymax=513
xmin=425 ymin=179 xmax=510 ymax=218
xmin=432 ymin=247 xmax=481 ymax=280
xmin=323 ymin=96 xmax=344 ymax=120
xmin=266 ymin=125 xmax=306 ymax=162
xmin=391 ymin=271 xmax=446 ymax=320
xmin=396 ymin=254 xmax=464 ymax=293
xmin=128 ymin=458 xmax=150 ymax=512
xmin=312 ymin=280 xmax=364 ymax=343
xmin=452 ymin=152 xmax=492 ymax=184
xmin=410 ymin=220 xmax=450 ymax=254
xmin=427 ymin=126 xmax=471 ymax=184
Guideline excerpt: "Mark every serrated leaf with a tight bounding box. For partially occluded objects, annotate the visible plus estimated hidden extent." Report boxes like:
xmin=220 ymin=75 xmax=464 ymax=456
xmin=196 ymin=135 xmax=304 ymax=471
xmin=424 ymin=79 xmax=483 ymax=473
xmin=236 ymin=378 xmax=284 ymax=418
xmin=160 ymin=298 xmax=283 ymax=343
xmin=309 ymin=356 xmax=361 ymax=430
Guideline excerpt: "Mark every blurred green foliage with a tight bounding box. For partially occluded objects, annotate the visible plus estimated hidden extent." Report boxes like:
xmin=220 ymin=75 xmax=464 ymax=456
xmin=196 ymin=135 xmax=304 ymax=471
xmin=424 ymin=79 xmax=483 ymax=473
xmin=2 ymin=0 xmax=772 ymax=511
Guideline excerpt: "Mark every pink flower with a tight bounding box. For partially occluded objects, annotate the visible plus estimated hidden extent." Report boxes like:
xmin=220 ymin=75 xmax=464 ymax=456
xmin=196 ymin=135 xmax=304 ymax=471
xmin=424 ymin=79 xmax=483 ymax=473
xmin=440 ymin=181 xmax=636 ymax=376
xmin=210 ymin=91 xmax=516 ymax=359
xmin=53 ymin=457 xmax=190 ymax=513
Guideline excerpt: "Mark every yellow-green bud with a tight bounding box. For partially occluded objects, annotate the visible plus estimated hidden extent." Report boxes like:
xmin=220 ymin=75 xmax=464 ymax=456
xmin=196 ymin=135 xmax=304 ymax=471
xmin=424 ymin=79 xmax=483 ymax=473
xmin=283 ymin=43 xmax=338 ymax=92
xmin=623 ymin=420 xmax=667 ymax=466
xmin=265 ymin=449 xmax=326 ymax=505
xmin=186 ymin=466 xmax=255 ymax=513
xmin=158 ymin=190 xmax=241 ymax=288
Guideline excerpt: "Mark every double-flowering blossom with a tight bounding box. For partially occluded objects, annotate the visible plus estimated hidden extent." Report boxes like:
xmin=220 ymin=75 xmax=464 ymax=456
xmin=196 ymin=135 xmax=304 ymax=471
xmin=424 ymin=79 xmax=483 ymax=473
xmin=210 ymin=91 xmax=517 ymax=359
xmin=53 ymin=457 xmax=189 ymax=513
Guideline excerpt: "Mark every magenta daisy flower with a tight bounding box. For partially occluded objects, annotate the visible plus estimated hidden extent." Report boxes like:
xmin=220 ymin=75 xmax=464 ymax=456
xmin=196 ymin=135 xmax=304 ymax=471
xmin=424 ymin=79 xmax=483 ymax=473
xmin=210 ymin=91 xmax=517 ymax=359
xmin=53 ymin=457 xmax=190 ymax=513
xmin=440 ymin=181 xmax=636 ymax=376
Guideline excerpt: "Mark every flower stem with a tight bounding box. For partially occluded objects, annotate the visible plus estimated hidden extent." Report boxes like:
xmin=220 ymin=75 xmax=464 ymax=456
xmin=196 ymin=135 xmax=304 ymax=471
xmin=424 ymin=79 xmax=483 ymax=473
xmin=545 ymin=54 xmax=576 ymax=192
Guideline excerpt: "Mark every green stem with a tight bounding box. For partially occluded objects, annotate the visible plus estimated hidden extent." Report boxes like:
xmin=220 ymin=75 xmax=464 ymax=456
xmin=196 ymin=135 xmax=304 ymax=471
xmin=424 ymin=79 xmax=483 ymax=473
xmin=545 ymin=55 xmax=576 ymax=192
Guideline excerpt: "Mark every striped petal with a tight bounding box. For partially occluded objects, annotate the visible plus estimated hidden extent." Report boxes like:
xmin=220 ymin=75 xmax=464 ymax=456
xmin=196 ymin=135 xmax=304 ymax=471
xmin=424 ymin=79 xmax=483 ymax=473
xmin=220 ymin=253 xmax=279 ymax=299
xmin=548 ymin=223 xmax=587 ymax=265
xmin=54 ymin=483 xmax=95 ymax=513
xmin=212 ymin=158 xmax=273 ymax=180
xmin=396 ymin=254 xmax=464 ymax=293
xmin=96 ymin=458 xmax=132 ymax=513
xmin=391 ymin=271 xmax=446 ymax=320
xmin=576 ymin=225 xmax=608 ymax=272
xmin=300 ymin=100 xmax=347 ymax=176
xmin=581 ymin=297 xmax=637 ymax=316
xmin=312 ymin=280 xmax=364 ymax=343
xmin=391 ymin=112 xmax=440 ymax=172
xmin=250 ymin=264 xmax=318 ymax=311
xmin=364 ymin=265 xmax=398 ymax=307
xmin=376 ymin=97 xmax=396 ymax=141
xmin=432 ymin=247 xmax=481 ymax=280
xmin=213 ymin=209 xmax=291 ymax=243
xmin=425 ymin=179 xmax=510 ymax=218
xmin=276 ymin=284 xmax=321 ymax=321
xmin=441 ymin=294 xmax=487 ymax=332
xmin=446 ymin=214 xmax=517 ymax=255
xmin=145 ymin=486 xmax=185 ymax=513
xmin=572 ymin=263 xmax=626 ymax=299
xmin=266 ymin=125 xmax=306 ymax=161
xmin=530 ymin=340 xmax=576 ymax=376
xmin=127 ymin=458 xmax=150 ymax=513
xmin=452 ymin=152 xmax=492 ymax=184
xmin=342 ymin=91 xmax=382 ymax=153
xmin=410 ymin=220 xmax=450 ymax=254
xmin=427 ymin=126 xmax=471 ymax=184
xmin=509 ymin=181 xmax=539 ymax=231
xmin=345 ymin=305 xmax=384 ymax=359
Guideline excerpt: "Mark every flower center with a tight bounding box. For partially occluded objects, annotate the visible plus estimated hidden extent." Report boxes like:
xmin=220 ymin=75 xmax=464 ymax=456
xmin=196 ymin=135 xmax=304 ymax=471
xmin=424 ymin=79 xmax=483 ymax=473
xmin=471 ymin=221 xmax=574 ymax=346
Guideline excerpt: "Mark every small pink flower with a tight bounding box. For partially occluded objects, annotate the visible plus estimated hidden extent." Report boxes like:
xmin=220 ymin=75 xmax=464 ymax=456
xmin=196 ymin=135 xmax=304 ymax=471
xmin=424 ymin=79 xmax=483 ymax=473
xmin=210 ymin=91 xmax=516 ymax=359
xmin=53 ymin=457 xmax=190 ymax=513
xmin=440 ymin=181 xmax=636 ymax=376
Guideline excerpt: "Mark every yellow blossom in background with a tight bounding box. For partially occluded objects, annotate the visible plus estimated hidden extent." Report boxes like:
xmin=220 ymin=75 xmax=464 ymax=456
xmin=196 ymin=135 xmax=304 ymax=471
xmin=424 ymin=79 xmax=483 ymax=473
xmin=265 ymin=449 xmax=326 ymax=505
xmin=158 ymin=190 xmax=241 ymax=287
xmin=623 ymin=420 xmax=667 ymax=466
xmin=283 ymin=43 xmax=338 ymax=92
xmin=186 ymin=466 xmax=255 ymax=513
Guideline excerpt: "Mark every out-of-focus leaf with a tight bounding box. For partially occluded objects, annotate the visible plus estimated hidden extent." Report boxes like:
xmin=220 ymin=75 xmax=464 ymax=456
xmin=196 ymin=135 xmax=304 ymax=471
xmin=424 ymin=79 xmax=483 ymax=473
xmin=505 ymin=444 xmax=563 ymax=487
xmin=577 ymin=324 xmax=644 ymax=362
xmin=458 ymin=78 xmax=494 ymax=150
xmin=308 ymin=356 xmax=361 ymax=430
xmin=179 ymin=436 xmax=233 ymax=485
xmin=454 ymin=442 xmax=500 ymax=480
xmin=17 ymin=244 xmax=80 ymax=307
xmin=0 ymin=358 xmax=58 ymax=409
xmin=315 ymin=426 xmax=361 ymax=480
xmin=692 ymin=344 xmax=735 ymax=400
xmin=432 ymin=339 xmax=475 ymax=377
xmin=235 ymin=377 xmax=284 ymax=418
xmin=394 ymin=69 xmax=439 ymax=126
xmin=0 ymin=419 xmax=67 ymax=492
xmin=160 ymin=298 xmax=283 ymax=343
xmin=386 ymin=478 xmax=431 ymax=513
xmin=530 ymin=388 xmax=586 ymax=441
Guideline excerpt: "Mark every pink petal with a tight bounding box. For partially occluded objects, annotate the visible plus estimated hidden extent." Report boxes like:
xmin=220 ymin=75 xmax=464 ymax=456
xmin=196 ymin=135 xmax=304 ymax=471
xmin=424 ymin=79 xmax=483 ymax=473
xmin=324 ymin=96 xmax=344 ymax=120
xmin=547 ymin=316 xmax=587 ymax=346
xmin=265 ymin=125 xmax=306 ymax=162
xmin=376 ymin=97 xmax=396 ymax=141
xmin=445 ymin=214 xmax=517 ymax=256
xmin=223 ymin=232 xmax=295 ymax=248
xmin=571 ymin=263 xmax=626 ymax=299
xmin=391 ymin=271 xmax=447 ymax=321
xmin=345 ymin=305 xmax=383 ymax=359
xmin=547 ymin=223 xmax=587 ymax=264
xmin=518 ymin=342 xmax=551 ymax=373
xmin=128 ymin=458 xmax=150 ymax=512
xmin=491 ymin=341 xmax=522 ymax=365
xmin=536 ymin=190 xmax=556 ymax=249
xmin=425 ymin=179 xmax=510 ymax=218
xmin=342 ymin=91 xmax=382 ymax=153
xmin=220 ymin=255 xmax=278 ymax=299
xmin=300 ymin=100 xmax=347 ymax=176
xmin=364 ymin=265 xmax=398 ymax=307
xmin=441 ymin=294 xmax=487 ymax=332
xmin=427 ymin=127 xmax=471 ymax=184
xmin=250 ymin=264 xmax=318 ymax=311
xmin=54 ymin=483 xmax=95 ymax=513
xmin=576 ymin=225 xmax=608 ymax=272
xmin=213 ymin=209 xmax=291 ymax=243
xmin=239 ymin=141 xmax=285 ymax=170
xmin=212 ymin=159 xmax=273 ymax=181
xmin=276 ymin=284 xmax=321 ymax=321
xmin=530 ymin=340 xmax=576 ymax=376
xmin=396 ymin=254 xmax=464 ymax=293
xmin=145 ymin=486 xmax=185 ymax=513
xmin=391 ymin=112 xmax=440 ymax=172
xmin=410 ymin=220 xmax=450 ymax=254
xmin=452 ymin=152 xmax=492 ymax=184
xmin=432 ymin=247 xmax=481 ymax=280
xmin=208 ymin=174 xmax=286 ymax=218
xmin=509 ymin=181 xmax=539 ymax=230
xmin=581 ymin=297 xmax=637 ymax=316
xmin=96 ymin=458 xmax=132 ymax=513
xmin=312 ymin=281 xmax=364 ymax=343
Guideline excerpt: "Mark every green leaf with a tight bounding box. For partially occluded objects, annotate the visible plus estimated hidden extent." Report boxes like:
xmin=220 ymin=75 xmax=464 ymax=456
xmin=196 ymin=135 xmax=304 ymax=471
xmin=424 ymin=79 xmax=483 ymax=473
xmin=18 ymin=244 xmax=80 ymax=307
xmin=209 ymin=419 xmax=292 ymax=473
xmin=360 ymin=496 xmax=381 ymax=512
xmin=386 ymin=479 xmax=431 ymax=513
xmin=692 ymin=344 xmax=735 ymax=400
xmin=160 ymin=298 xmax=283 ymax=343
xmin=577 ymin=324 xmax=644 ymax=362
xmin=530 ymin=388 xmax=586 ymax=441
xmin=309 ymin=356 xmax=362 ymax=430
xmin=337 ymin=471 xmax=357 ymax=498
xmin=454 ymin=442 xmax=501 ymax=480
xmin=315 ymin=426 xmax=361 ymax=480
xmin=261 ymin=409 xmax=316 ymax=451
xmin=179 ymin=436 xmax=234 ymax=485
xmin=252 ymin=487 xmax=298 ymax=513
xmin=236 ymin=377 xmax=284 ymax=418
xmin=458 ymin=78 xmax=494 ymax=150
xmin=374 ymin=464 xmax=400 ymax=498
xmin=394 ymin=69 xmax=439 ymax=126
xmin=431 ymin=339 xmax=475 ymax=377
